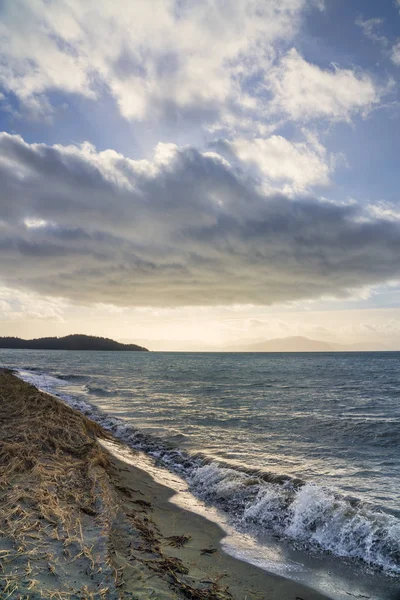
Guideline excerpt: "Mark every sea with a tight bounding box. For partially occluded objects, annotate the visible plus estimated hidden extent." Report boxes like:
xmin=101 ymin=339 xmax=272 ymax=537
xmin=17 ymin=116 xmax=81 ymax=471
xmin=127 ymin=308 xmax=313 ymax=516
xmin=1 ymin=349 xmax=399 ymax=600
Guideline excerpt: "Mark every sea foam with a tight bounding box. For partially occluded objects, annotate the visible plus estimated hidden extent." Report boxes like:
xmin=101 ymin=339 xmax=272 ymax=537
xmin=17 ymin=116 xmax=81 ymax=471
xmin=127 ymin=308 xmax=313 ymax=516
xmin=17 ymin=368 xmax=400 ymax=575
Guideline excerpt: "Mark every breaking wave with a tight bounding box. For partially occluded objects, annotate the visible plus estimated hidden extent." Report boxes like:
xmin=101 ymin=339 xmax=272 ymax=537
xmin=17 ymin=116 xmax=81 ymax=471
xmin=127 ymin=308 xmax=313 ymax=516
xmin=17 ymin=369 xmax=400 ymax=575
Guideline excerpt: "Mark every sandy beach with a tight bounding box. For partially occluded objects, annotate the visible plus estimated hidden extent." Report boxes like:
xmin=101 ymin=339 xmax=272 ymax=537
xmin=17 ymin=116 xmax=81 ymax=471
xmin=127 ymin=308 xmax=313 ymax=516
xmin=0 ymin=368 xmax=331 ymax=599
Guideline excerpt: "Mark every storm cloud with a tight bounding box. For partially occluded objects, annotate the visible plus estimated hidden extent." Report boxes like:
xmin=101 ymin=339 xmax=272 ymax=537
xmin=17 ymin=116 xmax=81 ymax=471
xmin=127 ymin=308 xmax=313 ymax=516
xmin=1 ymin=132 xmax=400 ymax=307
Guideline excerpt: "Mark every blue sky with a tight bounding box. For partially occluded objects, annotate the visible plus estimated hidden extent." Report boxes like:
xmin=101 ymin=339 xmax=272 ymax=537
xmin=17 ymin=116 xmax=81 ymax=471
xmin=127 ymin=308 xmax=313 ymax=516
xmin=1 ymin=0 xmax=400 ymax=349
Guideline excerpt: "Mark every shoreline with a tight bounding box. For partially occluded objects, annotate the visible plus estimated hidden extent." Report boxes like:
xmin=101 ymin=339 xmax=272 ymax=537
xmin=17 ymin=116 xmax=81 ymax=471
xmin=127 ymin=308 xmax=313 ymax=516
xmin=0 ymin=368 xmax=331 ymax=599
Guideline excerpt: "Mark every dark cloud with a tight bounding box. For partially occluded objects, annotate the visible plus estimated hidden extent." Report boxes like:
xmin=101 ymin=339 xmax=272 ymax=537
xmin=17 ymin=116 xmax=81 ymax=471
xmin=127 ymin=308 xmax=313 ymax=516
xmin=0 ymin=132 xmax=400 ymax=307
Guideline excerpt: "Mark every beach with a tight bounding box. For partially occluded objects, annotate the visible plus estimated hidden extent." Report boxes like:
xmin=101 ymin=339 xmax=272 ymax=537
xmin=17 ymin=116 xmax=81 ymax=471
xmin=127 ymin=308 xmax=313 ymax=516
xmin=0 ymin=369 xmax=331 ymax=599
xmin=2 ymin=0 xmax=400 ymax=596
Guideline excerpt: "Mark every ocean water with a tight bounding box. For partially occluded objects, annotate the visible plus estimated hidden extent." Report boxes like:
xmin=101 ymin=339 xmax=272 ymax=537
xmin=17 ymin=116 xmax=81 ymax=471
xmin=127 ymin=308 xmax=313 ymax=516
xmin=1 ymin=349 xmax=400 ymax=598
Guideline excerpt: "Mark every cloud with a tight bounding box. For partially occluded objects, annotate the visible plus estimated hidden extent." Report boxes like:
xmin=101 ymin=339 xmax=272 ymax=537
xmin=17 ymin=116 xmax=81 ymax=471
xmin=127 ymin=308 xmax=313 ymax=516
xmin=1 ymin=132 xmax=400 ymax=308
xmin=0 ymin=286 xmax=66 ymax=321
xmin=355 ymin=16 xmax=400 ymax=68
xmin=0 ymin=0 xmax=378 ymax=135
xmin=368 ymin=201 xmax=400 ymax=221
xmin=226 ymin=134 xmax=333 ymax=191
xmin=267 ymin=49 xmax=382 ymax=122
xmin=391 ymin=42 xmax=400 ymax=66
xmin=0 ymin=0 xmax=306 ymax=123
xmin=356 ymin=17 xmax=388 ymax=47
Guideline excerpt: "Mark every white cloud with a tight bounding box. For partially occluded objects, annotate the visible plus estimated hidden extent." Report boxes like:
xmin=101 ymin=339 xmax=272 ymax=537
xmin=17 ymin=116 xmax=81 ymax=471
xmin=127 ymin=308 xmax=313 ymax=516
xmin=368 ymin=201 xmax=400 ymax=221
xmin=228 ymin=134 xmax=332 ymax=190
xmin=355 ymin=14 xmax=400 ymax=70
xmin=0 ymin=2 xmax=93 ymax=117
xmin=0 ymin=0 xmax=306 ymax=122
xmin=391 ymin=42 xmax=400 ymax=65
xmin=267 ymin=49 xmax=382 ymax=122
xmin=356 ymin=17 xmax=387 ymax=46
xmin=0 ymin=286 xmax=66 ymax=321
xmin=24 ymin=218 xmax=50 ymax=229
xmin=0 ymin=0 xmax=387 ymax=140
xmin=355 ymin=16 xmax=400 ymax=69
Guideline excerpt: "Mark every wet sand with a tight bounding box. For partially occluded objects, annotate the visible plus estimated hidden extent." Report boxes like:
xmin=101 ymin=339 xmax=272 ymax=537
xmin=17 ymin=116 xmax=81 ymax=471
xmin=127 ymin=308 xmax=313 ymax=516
xmin=0 ymin=369 xmax=331 ymax=599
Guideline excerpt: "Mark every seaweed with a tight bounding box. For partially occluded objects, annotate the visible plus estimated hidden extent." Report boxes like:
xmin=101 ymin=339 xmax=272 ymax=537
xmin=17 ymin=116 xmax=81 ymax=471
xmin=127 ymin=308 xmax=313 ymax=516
xmin=166 ymin=534 xmax=192 ymax=548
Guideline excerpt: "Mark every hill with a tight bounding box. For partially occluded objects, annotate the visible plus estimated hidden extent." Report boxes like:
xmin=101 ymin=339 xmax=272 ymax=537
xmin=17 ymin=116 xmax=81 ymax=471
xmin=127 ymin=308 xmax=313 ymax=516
xmin=224 ymin=336 xmax=388 ymax=352
xmin=0 ymin=334 xmax=148 ymax=352
xmin=226 ymin=336 xmax=332 ymax=352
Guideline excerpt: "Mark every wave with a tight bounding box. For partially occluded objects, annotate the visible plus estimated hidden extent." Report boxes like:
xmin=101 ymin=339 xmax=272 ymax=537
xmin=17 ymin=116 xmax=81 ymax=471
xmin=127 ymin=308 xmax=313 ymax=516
xmin=16 ymin=369 xmax=400 ymax=575
xmin=310 ymin=417 xmax=400 ymax=449
xmin=190 ymin=464 xmax=400 ymax=573
xmin=54 ymin=373 xmax=89 ymax=382
xmin=83 ymin=384 xmax=116 ymax=397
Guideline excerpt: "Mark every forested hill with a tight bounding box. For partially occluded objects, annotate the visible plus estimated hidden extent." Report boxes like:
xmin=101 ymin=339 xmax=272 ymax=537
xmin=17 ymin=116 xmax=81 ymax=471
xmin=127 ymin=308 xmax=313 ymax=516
xmin=0 ymin=334 xmax=149 ymax=351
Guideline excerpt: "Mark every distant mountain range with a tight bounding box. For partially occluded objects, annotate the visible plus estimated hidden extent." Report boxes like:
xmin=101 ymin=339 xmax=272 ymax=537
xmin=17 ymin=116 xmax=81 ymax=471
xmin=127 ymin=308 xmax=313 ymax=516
xmin=0 ymin=334 xmax=148 ymax=352
xmin=125 ymin=335 xmax=388 ymax=352
xmin=225 ymin=336 xmax=388 ymax=352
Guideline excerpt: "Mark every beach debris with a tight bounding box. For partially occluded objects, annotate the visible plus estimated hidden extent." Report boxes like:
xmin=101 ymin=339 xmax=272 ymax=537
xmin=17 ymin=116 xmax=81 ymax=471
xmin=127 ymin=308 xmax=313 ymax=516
xmin=167 ymin=574 xmax=232 ymax=600
xmin=166 ymin=534 xmax=192 ymax=548
xmin=132 ymin=498 xmax=153 ymax=510
xmin=158 ymin=554 xmax=190 ymax=574
xmin=115 ymin=484 xmax=133 ymax=497
xmin=200 ymin=547 xmax=218 ymax=555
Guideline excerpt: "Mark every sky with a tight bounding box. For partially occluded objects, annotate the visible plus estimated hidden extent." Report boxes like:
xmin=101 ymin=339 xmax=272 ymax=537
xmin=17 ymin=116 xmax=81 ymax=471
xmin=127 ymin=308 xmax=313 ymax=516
xmin=1 ymin=0 xmax=400 ymax=350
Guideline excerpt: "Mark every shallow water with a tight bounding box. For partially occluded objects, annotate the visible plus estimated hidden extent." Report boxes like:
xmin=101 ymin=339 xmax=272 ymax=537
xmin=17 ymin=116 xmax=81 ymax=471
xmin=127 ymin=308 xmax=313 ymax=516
xmin=1 ymin=349 xmax=399 ymax=596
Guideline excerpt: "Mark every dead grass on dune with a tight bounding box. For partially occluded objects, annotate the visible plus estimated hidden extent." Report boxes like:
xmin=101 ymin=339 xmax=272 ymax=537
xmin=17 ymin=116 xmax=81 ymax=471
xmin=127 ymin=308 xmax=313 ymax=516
xmin=0 ymin=370 xmax=117 ymax=598
xmin=0 ymin=370 xmax=233 ymax=600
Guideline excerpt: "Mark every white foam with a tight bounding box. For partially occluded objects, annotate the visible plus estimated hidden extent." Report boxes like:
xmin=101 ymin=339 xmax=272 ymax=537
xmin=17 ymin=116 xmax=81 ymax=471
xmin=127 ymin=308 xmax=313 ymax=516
xmin=17 ymin=368 xmax=400 ymax=576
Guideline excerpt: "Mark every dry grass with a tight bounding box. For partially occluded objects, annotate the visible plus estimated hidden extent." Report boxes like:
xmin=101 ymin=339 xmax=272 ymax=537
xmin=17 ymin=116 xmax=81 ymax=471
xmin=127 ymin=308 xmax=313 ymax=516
xmin=0 ymin=369 xmax=117 ymax=598
xmin=0 ymin=370 xmax=233 ymax=600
